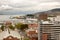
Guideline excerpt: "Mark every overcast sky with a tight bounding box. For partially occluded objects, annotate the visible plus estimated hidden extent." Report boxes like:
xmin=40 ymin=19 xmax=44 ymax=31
xmin=0 ymin=0 xmax=60 ymax=14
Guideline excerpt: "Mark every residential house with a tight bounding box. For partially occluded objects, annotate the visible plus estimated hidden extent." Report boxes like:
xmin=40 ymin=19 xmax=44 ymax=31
xmin=26 ymin=28 xmax=38 ymax=40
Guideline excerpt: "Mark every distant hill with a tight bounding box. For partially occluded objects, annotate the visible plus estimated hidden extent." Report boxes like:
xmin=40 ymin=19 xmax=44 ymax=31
xmin=34 ymin=8 xmax=60 ymax=16
xmin=0 ymin=10 xmax=37 ymax=15
xmin=51 ymin=8 xmax=60 ymax=12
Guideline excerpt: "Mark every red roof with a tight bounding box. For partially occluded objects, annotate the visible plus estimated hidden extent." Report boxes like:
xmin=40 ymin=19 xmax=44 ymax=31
xmin=5 ymin=21 xmax=12 ymax=25
xmin=27 ymin=31 xmax=37 ymax=35
xmin=27 ymin=31 xmax=38 ymax=37
xmin=3 ymin=36 xmax=19 ymax=40
xmin=28 ymin=24 xmax=38 ymax=28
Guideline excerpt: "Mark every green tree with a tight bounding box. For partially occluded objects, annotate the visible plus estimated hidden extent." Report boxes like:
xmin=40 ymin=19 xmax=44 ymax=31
xmin=15 ymin=23 xmax=28 ymax=39
xmin=15 ymin=23 xmax=28 ymax=30
xmin=20 ymin=24 xmax=28 ymax=30
xmin=24 ymin=37 xmax=29 ymax=40
xmin=9 ymin=24 xmax=15 ymax=30
xmin=15 ymin=23 xmax=23 ymax=30
xmin=1 ymin=25 xmax=5 ymax=31
xmin=26 ymin=14 xmax=34 ymax=18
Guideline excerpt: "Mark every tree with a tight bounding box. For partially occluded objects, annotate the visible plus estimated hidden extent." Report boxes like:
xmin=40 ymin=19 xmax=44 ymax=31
xmin=20 ymin=24 xmax=28 ymax=30
xmin=9 ymin=24 xmax=15 ymax=30
xmin=15 ymin=23 xmax=23 ymax=30
xmin=26 ymin=14 xmax=34 ymax=17
xmin=24 ymin=37 xmax=29 ymax=40
xmin=1 ymin=24 xmax=15 ymax=31
xmin=15 ymin=23 xmax=28 ymax=31
xmin=1 ymin=25 xmax=5 ymax=31
xmin=15 ymin=23 xmax=28 ymax=39
xmin=26 ymin=14 xmax=35 ymax=18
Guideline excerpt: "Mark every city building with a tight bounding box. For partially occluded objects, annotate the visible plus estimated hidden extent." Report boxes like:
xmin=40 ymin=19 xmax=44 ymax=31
xmin=38 ymin=14 xmax=60 ymax=40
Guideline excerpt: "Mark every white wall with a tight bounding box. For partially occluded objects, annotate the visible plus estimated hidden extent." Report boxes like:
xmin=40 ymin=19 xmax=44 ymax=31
xmin=55 ymin=16 xmax=60 ymax=21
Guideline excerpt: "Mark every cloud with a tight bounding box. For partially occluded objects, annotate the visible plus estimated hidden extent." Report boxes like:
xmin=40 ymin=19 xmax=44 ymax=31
xmin=0 ymin=0 xmax=39 ymax=7
xmin=36 ymin=2 xmax=60 ymax=10
xmin=0 ymin=0 xmax=57 ymax=8
xmin=0 ymin=5 xmax=13 ymax=11
xmin=13 ymin=2 xmax=60 ymax=11
xmin=0 ymin=5 xmax=13 ymax=9
xmin=0 ymin=0 xmax=60 ymax=12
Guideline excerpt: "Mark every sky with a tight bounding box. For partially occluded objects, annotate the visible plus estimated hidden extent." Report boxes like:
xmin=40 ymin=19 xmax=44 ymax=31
xmin=0 ymin=0 xmax=60 ymax=15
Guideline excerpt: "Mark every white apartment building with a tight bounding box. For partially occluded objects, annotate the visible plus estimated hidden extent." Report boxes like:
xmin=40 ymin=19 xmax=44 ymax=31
xmin=38 ymin=15 xmax=60 ymax=40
